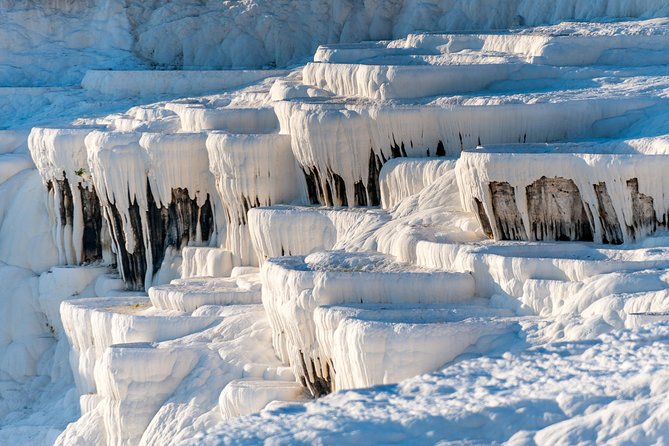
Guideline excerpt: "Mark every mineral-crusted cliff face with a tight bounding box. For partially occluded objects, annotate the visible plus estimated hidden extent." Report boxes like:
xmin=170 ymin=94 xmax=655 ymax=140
xmin=3 ymin=0 xmax=669 ymax=86
xmin=7 ymin=9 xmax=669 ymax=445
xmin=206 ymin=132 xmax=306 ymax=266
xmin=29 ymin=127 xmax=109 ymax=266
xmin=457 ymin=148 xmax=669 ymax=245
xmin=83 ymin=131 xmax=217 ymax=290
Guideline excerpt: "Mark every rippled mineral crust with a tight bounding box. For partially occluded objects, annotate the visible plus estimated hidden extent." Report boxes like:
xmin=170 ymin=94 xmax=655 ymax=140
xmin=2 ymin=3 xmax=669 ymax=446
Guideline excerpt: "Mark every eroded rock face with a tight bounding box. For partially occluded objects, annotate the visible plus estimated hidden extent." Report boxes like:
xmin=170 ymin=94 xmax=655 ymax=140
xmin=594 ymin=182 xmax=624 ymax=245
xmin=47 ymin=176 xmax=106 ymax=265
xmin=627 ymin=178 xmax=657 ymax=239
xmin=105 ymin=197 xmax=147 ymax=291
xmin=105 ymin=184 xmax=215 ymax=290
xmin=299 ymin=145 xmax=445 ymax=207
xmin=457 ymin=150 xmax=669 ymax=245
xmin=476 ymin=177 xmax=594 ymax=243
xmin=84 ymin=130 xmax=218 ymax=290
xmin=489 ymin=181 xmax=527 ymax=241
xmin=474 ymin=198 xmax=494 ymax=239
xmin=526 ymin=177 xmax=594 ymax=242
xmin=29 ymin=127 xmax=110 ymax=266
xmin=471 ymin=174 xmax=666 ymax=244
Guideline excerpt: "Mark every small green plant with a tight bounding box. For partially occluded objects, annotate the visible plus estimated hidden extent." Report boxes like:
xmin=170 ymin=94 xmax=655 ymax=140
xmin=74 ymin=167 xmax=86 ymax=177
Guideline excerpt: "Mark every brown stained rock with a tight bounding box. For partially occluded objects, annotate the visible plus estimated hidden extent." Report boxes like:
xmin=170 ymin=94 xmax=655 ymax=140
xmin=489 ymin=181 xmax=527 ymax=240
xmin=103 ymin=183 xmax=214 ymax=290
xmin=54 ymin=176 xmax=105 ymax=264
xmin=367 ymin=149 xmax=383 ymax=206
xmin=298 ymin=351 xmax=332 ymax=397
xmin=593 ymin=182 xmax=624 ymax=244
xmin=302 ymin=167 xmax=321 ymax=205
xmin=55 ymin=178 xmax=74 ymax=232
xmin=627 ymin=178 xmax=657 ymax=239
xmin=330 ymin=170 xmax=348 ymax=207
xmin=474 ymin=197 xmax=494 ymax=239
xmin=106 ymin=198 xmax=146 ymax=290
xmin=526 ymin=177 xmax=593 ymax=242
xmin=79 ymin=184 xmax=104 ymax=263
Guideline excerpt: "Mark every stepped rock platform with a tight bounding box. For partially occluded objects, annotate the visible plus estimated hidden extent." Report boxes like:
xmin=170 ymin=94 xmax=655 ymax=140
xmin=8 ymin=14 xmax=669 ymax=445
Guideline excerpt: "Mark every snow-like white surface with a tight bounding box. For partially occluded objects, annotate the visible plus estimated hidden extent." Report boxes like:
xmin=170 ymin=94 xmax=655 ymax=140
xmin=0 ymin=170 xmax=58 ymax=273
xmin=379 ymin=158 xmax=457 ymax=209
xmin=0 ymin=266 xmax=51 ymax=385
xmin=302 ymin=61 xmax=527 ymax=100
xmin=185 ymin=322 xmax=669 ymax=445
xmin=60 ymin=296 xmax=216 ymax=395
xmin=218 ymin=379 xmax=305 ymax=419
xmin=38 ymin=266 xmax=109 ymax=337
xmin=181 ymin=246 xmax=233 ymax=279
xmin=248 ymin=206 xmax=337 ymax=261
xmin=93 ymin=343 xmax=199 ymax=446
xmin=148 ymin=275 xmax=261 ymax=313
xmin=81 ymin=70 xmax=288 ymax=98
xmin=175 ymin=106 xmax=279 ymax=134
xmin=56 ymin=304 xmax=295 ymax=445
xmin=4 ymin=7 xmax=669 ymax=446
xmin=315 ymin=304 xmax=518 ymax=390
xmin=262 ymin=251 xmax=475 ymax=395
xmin=6 ymin=0 xmax=668 ymax=87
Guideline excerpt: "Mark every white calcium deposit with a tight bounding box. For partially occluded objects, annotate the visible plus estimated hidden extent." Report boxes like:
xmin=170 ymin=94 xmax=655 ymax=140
xmin=2 ymin=5 xmax=669 ymax=446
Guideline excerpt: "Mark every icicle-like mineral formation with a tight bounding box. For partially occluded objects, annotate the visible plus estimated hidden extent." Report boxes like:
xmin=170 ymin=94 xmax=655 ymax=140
xmin=29 ymin=127 xmax=109 ymax=266
xmin=457 ymin=144 xmax=669 ymax=244
xmin=207 ymin=132 xmax=306 ymax=266
xmin=86 ymin=131 xmax=216 ymax=289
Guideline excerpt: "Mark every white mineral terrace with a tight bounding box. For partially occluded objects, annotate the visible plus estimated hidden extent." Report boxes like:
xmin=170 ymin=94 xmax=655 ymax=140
xmin=28 ymin=126 xmax=108 ymax=265
xmin=60 ymin=296 xmax=217 ymax=395
xmin=457 ymin=143 xmax=669 ymax=244
xmin=261 ymin=251 xmax=476 ymax=395
xmin=206 ymin=131 xmax=307 ymax=266
xmin=314 ymin=304 xmax=518 ymax=390
xmin=148 ymin=274 xmax=261 ymax=313
xmin=3 ymin=11 xmax=669 ymax=445
xmin=81 ymin=69 xmax=289 ymax=97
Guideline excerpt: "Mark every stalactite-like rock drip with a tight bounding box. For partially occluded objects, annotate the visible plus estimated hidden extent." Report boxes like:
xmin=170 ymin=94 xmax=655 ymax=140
xmin=593 ymin=182 xmax=624 ymax=245
xmin=626 ymin=178 xmax=657 ymax=240
xmin=282 ymin=93 xmax=652 ymax=210
xmin=28 ymin=127 xmax=109 ymax=266
xmin=526 ymin=177 xmax=594 ymax=242
xmin=474 ymin=198 xmax=494 ymax=239
xmin=281 ymin=102 xmax=486 ymax=209
xmin=367 ymin=149 xmax=384 ymax=206
xmin=147 ymin=185 xmax=215 ymax=277
xmin=456 ymin=148 xmax=669 ymax=244
xmin=86 ymin=131 xmax=218 ymax=290
xmin=298 ymin=351 xmax=332 ymax=397
xmin=78 ymin=182 xmax=105 ymax=263
xmin=489 ymin=181 xmax=527 ymax=241
xmin=100 ymin=183 xmax=215 ymax=290
xmin=105 ymin=195 xmax=147 ymax=291
xmin=207 ymin=132 xmax=306 ymax=266
xmin=299 ymin=166 xmax=346 ymax=207
xmin=296 ymin=143 xmax=440 ymax=208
